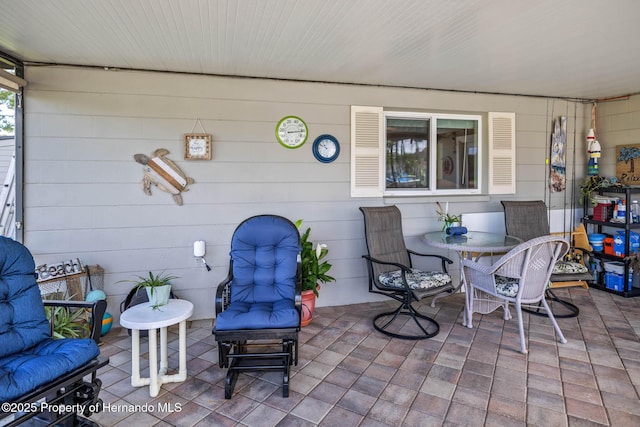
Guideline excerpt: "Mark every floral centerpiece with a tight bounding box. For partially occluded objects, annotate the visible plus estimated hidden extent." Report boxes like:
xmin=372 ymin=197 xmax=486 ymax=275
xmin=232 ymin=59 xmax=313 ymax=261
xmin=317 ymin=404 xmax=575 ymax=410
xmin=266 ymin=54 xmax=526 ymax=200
xmin=435 ymin=201 xmax=462 ymax=231
xmin=295 ymin=220 xmax=335 ymax=297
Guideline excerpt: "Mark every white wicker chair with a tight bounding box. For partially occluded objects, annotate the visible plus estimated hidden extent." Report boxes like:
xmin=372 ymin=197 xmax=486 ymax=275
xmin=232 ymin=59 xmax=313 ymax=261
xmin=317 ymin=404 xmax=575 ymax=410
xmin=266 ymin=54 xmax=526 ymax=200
xmin=461 ymin=235 xmax=570 ymax=354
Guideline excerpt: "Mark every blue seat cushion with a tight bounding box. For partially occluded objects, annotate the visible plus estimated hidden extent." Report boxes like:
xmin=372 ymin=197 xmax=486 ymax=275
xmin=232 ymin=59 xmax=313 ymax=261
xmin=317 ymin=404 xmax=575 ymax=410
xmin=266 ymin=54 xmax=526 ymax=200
xmin=0 ymin=337 xmax=100 ymax=403
xmin=215 ymin=299 xmax=299 ymax=331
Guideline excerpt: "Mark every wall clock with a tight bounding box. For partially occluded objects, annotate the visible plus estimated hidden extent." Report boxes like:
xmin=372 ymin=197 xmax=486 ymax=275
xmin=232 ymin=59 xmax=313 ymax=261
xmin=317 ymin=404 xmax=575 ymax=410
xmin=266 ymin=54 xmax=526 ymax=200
xmin=184 ymin=133 xmax=212 ymax=160
xmin=276 ymin=116 xmax=308 ymax=149
xmin=312 ymin=134 xmax=340 ymax=163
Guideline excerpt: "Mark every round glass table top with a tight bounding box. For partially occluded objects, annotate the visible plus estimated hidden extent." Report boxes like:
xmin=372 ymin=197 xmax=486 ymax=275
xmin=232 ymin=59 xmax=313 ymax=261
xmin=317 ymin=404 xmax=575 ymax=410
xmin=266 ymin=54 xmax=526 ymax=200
xmin=422 ymin=231 xmax=522 ymax=253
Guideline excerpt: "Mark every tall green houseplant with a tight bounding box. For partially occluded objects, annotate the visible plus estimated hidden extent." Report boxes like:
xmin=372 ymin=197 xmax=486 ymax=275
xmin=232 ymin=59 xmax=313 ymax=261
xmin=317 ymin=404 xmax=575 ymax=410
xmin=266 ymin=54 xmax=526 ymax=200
xmin=296 ymin=220 xmax=335 ymax=297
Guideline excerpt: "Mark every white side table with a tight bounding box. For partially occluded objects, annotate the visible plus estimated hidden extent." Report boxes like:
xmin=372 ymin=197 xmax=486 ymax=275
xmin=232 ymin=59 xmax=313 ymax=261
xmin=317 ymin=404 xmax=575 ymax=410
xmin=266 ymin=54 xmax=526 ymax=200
xmin=120 ymin=299 xmax=194 ymax=397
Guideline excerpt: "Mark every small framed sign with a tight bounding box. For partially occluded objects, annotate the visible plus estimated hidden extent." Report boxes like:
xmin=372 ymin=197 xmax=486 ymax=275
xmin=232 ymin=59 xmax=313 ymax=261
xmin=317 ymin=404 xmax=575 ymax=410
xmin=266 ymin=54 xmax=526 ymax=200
xmin=616 ymin=144 xmax=640 ymax=185
xmin=184 ymin=133 xmax=212 ymax=160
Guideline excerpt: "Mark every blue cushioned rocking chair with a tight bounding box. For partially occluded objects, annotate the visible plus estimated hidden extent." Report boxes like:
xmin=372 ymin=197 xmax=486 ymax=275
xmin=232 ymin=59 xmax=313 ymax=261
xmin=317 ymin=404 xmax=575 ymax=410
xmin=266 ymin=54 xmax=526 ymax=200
xmin=0 ymin=237 xmax=108 ymax=426
xmin=213 ymin=215 xmax=301 ymax=399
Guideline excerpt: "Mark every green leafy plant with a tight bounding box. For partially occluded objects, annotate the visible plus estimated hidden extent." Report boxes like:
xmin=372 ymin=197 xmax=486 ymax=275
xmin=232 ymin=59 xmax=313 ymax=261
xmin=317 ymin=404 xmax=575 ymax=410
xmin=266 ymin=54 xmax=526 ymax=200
xmin=579 ymin=176 xmax=605 ymax=206
xmin=44 ymin=299 xmax=90 ymax=339
xmin=435 ymin=201 xmax=462 ymax=231
xmin=296 ymin=220 xmax=335 ymax=297
xmin=119 ymin=271 xmax=177 ymax=309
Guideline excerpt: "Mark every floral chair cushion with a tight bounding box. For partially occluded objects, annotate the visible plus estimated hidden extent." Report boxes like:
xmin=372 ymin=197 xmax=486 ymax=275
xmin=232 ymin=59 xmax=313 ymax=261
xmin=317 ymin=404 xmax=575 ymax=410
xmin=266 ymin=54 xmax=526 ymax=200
xmin=378 ymin=269 xmax=452 ymax=290
xmin=495 ymin=275 xmax=520 ymax=298
xmin=552 ymin=261 xmax=588 ymax=275
xmin=495 ymin=275 xmax=554 ymax=298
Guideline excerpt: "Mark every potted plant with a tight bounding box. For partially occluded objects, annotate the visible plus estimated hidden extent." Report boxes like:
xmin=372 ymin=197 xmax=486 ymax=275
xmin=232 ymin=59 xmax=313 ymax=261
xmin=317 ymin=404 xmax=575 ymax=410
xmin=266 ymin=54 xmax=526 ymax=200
xmin=296 ymin=220 xmax=335 ymax=326
xmin=120 ymin=271 xmax=177 ymax=310
xmin=579 ymin=176 xmax=605 ymax=207
xmin=435 ymin=201 xmax=462 ymax=231
xmin=45 ymin=303 xmax=90 ymax=339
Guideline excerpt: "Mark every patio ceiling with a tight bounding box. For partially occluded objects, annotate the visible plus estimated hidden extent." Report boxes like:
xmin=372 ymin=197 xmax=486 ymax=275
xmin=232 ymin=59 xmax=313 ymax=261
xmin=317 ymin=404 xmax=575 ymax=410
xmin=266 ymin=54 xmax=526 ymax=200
xmin=0 ymin=0 xmax=638 ymax=100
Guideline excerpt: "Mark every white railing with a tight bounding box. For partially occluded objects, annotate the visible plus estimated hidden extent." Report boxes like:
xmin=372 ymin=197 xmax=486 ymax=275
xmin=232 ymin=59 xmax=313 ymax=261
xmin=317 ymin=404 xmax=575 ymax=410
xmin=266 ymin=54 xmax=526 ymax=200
xmin=0 ymin=155 xmax=16 ymax=239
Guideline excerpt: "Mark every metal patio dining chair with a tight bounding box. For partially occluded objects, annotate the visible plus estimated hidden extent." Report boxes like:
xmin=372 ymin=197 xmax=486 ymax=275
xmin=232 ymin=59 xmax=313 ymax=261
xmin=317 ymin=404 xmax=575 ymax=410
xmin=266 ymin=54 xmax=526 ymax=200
xmin=360 ymin=205 xmax=455 ymax=340
xmin=502 ymin=200 xmax=594 ymax=317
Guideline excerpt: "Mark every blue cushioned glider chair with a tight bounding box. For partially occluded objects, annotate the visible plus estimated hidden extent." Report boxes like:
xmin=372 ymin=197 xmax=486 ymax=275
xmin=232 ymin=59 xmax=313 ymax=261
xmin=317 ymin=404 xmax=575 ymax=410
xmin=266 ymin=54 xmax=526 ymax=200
xmin=0 ymin=237 xmax=108 ymax=426
xmin=213 ymin=215 xmax=302 ymax=399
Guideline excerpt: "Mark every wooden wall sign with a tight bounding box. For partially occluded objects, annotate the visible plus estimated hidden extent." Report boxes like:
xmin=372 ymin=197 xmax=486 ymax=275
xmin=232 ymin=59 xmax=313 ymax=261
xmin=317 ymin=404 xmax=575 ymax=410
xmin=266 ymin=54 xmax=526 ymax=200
xmin=36 ymin=259 xmax=84 ymax=282
xmin=616 ymin=144 xmax=640 ymax=185
xmin=184 ymin=133 xmax=212 ymax=160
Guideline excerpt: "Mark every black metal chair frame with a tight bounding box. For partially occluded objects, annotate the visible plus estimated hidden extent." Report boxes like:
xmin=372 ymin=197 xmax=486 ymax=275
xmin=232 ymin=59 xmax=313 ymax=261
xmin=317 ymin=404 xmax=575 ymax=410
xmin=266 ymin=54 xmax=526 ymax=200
xmin=2 ymin=299 xmax=108 ymax=427
xmin=501 ymin=200 xmax=595 ymax=318
xmin=214 ymin=216 xmax=302 ymax=399
xmin=360 ymin=206 xmax=454 ymax=340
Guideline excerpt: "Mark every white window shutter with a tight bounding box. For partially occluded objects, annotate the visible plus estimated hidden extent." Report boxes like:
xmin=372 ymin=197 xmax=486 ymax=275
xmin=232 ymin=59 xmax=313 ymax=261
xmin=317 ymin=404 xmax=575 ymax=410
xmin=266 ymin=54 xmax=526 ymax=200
xmin=351 ymin=106 xmax=384 ymax=197
xmin=488 ymin=112 xmax=516 ymax=194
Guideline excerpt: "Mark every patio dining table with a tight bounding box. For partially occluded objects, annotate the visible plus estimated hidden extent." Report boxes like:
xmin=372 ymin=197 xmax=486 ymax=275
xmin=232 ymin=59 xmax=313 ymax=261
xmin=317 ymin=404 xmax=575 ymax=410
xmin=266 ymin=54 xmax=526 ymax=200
xmin=422 ymin=231 xmax=522 ymax=327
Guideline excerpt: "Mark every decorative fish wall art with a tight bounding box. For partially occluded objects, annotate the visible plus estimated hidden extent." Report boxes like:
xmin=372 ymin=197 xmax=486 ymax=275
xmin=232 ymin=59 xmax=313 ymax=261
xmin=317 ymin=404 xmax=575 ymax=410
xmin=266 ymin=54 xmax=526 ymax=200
xmin=134 ymin=148 xmax=195 ymax=206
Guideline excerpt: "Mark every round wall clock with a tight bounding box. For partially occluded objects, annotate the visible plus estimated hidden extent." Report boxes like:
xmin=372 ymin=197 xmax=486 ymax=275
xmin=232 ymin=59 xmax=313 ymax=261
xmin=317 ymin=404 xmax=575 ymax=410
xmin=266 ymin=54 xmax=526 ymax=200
xmin=276 ymin=116 xmax=308 ymax=149
xmin=312 ymin=134 xmax=340 ymax=163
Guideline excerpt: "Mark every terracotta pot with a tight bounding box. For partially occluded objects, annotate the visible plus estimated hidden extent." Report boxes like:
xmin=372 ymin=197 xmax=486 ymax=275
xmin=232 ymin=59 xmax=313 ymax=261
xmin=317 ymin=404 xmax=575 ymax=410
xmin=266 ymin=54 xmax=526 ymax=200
xmin=300 ymin=286 xmax=319 ymax=327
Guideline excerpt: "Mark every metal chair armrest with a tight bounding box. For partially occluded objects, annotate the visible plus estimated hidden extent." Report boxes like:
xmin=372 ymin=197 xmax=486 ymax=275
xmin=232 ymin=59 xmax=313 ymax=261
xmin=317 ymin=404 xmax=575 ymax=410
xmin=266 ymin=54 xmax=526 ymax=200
xmin=407 ymin=249 xmax=454 ymax=272
xmin=407 ymin=249 xmax=454 ymax=264
xmin=363 ymin=254 xmax=412 ymax=272
xmin=215 ymin=266 xmax=233 ymax=316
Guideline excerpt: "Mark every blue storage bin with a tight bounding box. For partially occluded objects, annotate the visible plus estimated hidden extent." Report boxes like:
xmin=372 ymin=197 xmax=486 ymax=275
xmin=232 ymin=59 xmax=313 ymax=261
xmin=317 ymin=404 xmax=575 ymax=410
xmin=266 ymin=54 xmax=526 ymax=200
xmin=588 ymin=233 xmax=606 ymax=252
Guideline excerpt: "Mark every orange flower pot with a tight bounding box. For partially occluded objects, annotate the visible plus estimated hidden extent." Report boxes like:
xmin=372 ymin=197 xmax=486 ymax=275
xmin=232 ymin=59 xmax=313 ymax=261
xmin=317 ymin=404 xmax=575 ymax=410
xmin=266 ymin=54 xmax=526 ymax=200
xmin=300 ymin=287 xmax=318 ymax=327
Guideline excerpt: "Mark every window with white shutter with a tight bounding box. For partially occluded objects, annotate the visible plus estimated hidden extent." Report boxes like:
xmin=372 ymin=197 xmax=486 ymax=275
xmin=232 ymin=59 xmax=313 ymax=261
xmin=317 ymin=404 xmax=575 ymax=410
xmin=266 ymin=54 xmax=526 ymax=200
xmin=350 ymin=107 xmax=515 ymax=197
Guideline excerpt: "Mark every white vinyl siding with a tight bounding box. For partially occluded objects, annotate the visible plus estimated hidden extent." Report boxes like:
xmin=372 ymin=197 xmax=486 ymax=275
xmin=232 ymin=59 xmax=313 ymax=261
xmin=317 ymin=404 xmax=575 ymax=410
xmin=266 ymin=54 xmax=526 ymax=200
xmin=23 ymin=65 xmax=585 ymax=325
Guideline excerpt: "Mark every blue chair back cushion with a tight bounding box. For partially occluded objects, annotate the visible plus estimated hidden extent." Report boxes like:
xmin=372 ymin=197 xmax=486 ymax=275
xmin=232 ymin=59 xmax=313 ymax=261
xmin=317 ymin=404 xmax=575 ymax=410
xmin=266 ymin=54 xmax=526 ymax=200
xmin=0 ymin=237 xmax=50 ymax=358
xmin=0 ymin=237 xmax=100 ymax=403
xmin=216 ymin=216 xmax=300 ymax=330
